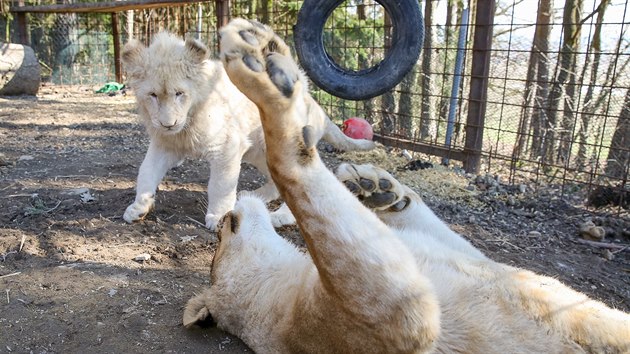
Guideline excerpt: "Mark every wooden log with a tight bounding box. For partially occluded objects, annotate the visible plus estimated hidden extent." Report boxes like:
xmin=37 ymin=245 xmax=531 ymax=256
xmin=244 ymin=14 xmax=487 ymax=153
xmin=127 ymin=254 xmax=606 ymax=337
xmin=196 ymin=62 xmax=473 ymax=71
xmin=0 ymin=43 xmax=41 ymax=96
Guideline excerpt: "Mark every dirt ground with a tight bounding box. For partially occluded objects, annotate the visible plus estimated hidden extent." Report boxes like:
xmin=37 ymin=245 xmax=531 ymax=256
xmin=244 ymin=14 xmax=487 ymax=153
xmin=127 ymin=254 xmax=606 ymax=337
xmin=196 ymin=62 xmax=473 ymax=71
xmin=0 ymin=85 xmax=628 ymax=354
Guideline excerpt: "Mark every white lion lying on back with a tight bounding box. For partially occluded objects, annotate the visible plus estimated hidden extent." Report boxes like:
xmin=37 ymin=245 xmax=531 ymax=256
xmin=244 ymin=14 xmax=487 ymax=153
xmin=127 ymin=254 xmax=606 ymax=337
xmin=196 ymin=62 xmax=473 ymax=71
xmin=183 ymin=19 xmax=630 ymax=353
xmin=120 ymin=32 xmax=374 ymax=230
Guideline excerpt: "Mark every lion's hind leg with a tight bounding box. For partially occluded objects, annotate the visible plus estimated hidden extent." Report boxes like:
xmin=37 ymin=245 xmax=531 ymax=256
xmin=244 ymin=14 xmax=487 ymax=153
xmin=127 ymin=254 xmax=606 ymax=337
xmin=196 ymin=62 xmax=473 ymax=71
xmin=219 ymin=19 xmax=440 ymax=353
xmin=336 ymin=163 xmax=487 ymax=259
xmin=511 ymin=269 xmax=630 ymax=353
xmin=335 ymin=163 xmax=410 ymax=212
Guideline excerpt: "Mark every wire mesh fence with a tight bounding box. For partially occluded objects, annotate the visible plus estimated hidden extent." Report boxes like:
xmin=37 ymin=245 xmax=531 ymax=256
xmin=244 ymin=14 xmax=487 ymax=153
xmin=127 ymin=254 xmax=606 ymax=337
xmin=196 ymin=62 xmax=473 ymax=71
xmin=1 ymin=1 xmax=222 ymax=83
xmin=1 ymin=0 xmax=629 ymax=210
xmin=31 ymin=11 xmax=113 ymax=84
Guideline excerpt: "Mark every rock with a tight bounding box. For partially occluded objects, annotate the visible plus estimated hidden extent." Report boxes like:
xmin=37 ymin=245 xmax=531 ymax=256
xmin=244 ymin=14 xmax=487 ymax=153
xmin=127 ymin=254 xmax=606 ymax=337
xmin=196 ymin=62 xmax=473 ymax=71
xmin=518 ymin=184 xmax=527 ymax=194
xmin=59 ymin=199 xmax=77 ymax=210
xmin=603 ymin=249 xmax=615 ymax=261
xmin=80 ymin=190 xmax=95 ymax=203
xmin=322 ymin=142 xmax=335 ymax=153
xmin=0 ymin=153 xmax=9 ymax=167
xmin=507 ymin=196 xmax=516 ymax=206
xmin=452 ymin=166 xmax=466 ymax=175
xmin=0 ymin=43 xmax=41 ymax=96
xmin=134 ymin=253 xmax=151 ymax=262
xmin=579 ymin=220 xmax=606 ymax=241
xmin=179 ymin=235 xmax=198 ymax=243
xmin=62 ymin=187 xmax=89 ymax=196
xmin=587 ymin=185 xmax=630 ymax=209
xmin=402 ymin=160 xmax=433 ymax=171
xmin=528 ymin=231 xmax=542 ymax=237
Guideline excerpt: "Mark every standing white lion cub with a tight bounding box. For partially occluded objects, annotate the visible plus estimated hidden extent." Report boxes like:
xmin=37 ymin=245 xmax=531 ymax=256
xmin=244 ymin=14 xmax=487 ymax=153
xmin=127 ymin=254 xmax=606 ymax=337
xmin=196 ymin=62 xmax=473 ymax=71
xmin=121 ymin=31 xmax=374 ymax=230
xmin=183 ymin=19 xmax=630 ymax=353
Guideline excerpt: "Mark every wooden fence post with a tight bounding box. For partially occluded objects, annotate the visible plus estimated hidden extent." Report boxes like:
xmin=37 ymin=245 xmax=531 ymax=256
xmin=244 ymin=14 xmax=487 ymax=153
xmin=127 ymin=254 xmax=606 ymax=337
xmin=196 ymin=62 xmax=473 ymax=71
xmin=463 ymin=0 xmax=495 ymax=174
xmin=216 ymin=0 xmax=230 ymax=42
xmin=15 ymin=0 xmax=29 ymax=45
xmin=111 ymin=11 xmax=123 ymax=83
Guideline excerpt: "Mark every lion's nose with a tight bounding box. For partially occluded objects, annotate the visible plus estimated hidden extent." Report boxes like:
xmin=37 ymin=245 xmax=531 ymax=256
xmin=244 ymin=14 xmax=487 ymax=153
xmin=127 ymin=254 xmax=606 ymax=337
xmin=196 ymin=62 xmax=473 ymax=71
xmin=160 ymin=120 xmax=178 ymax=129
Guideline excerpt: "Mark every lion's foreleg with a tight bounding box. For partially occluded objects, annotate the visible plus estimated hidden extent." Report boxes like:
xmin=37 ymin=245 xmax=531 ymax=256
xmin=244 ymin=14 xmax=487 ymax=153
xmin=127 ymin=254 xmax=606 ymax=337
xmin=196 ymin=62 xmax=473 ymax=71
xmin=205 ymin=150 xmax=243 ymax=231
xmin=124 ymin=141 xmax=181 ymax=223
xmin=378 ymin=188 xmax=486 ymax=259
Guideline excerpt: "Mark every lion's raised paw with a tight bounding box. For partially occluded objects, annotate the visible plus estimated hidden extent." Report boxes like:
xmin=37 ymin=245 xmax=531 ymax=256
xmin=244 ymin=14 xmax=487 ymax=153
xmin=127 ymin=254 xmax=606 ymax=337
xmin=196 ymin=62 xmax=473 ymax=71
xmin=219 ymin=19 xmax=302 ymax=105
xmin=336 ymin=163 xmax=410 ymax=212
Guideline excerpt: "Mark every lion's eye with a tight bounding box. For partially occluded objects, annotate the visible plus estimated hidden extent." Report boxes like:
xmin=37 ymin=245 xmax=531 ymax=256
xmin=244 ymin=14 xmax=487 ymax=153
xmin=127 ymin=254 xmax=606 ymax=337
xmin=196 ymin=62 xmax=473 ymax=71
xmin=149 ymin=92 xmax=157 ymax=98
xmin=175 ymin=91 xmax=184 ymax=97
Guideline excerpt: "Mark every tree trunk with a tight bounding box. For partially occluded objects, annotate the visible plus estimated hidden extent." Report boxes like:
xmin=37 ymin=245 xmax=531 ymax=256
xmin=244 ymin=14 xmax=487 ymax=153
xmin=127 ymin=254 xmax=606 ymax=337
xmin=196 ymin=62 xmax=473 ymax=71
xmin=397 ymin=70 xmax=416 ymax=138
xmin=126 ymin=10 xmax=134 ymax=40
xmin=605 ymin=87 xmax=630 ymax=179
xmin=380 ymin=9 xmax=395 ymax=134
xmin=356 ymin=1 xmax=374 ymax=124
xmin=576 ymin=0 xmax=609 ymax=168
xmin=437 ymin=0 xmax=459 ymax=126
xmin=543 ymin=0 xmax=583 ymax=165
xmin=557 ymin=0 xmax=584 ymax=163
xmin=51 ymin=0 xmax=78 ymax=76
xmin=591 ymin=42 xmax=630 ymax=116
xmin=513 ymin=0 xmax=551 ymax=159
xmin=397 ymin=0 xmax=418 ymax=138
xmin=0 ymin=42 xmax=41 ymax=95
xmin=248 ymin=0 xmax=257 ymax=17
xmin=419 ymin=0 xmax=435 ymax=140
xmin=396 ymin=0 xmax=417 ymax=137
xmin=529 ymin=0 xmax=553 ymax=158
xmin=260 ymin=0 xmax=271 ymax=25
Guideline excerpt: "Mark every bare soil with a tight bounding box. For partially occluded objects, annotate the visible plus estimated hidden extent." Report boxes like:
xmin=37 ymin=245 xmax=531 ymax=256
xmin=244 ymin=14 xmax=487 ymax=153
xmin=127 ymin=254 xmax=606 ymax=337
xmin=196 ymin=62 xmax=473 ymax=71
xmin=1 ymin=86 xmax=628 ymax=353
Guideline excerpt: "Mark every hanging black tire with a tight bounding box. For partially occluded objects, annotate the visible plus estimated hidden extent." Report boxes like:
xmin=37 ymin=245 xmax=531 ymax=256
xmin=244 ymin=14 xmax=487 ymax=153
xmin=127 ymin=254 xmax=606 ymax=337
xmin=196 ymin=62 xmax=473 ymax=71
xmin=294 ymin=0 xmax=424 ymax=101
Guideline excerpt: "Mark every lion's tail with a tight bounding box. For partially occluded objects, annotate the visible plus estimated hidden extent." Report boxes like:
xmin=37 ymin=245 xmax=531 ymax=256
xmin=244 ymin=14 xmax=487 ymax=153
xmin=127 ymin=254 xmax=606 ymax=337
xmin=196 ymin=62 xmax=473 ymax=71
xmin=323 ymin=115 xmax=376 ymax=152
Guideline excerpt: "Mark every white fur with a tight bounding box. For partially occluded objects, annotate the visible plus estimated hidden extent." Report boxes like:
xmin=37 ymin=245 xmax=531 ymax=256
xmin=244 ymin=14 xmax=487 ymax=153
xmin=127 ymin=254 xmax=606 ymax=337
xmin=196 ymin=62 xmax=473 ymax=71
xmin=121 ymin=31 xmax=373 ymax=230
xmin=183 ymin=19 xmax=630 ymax=354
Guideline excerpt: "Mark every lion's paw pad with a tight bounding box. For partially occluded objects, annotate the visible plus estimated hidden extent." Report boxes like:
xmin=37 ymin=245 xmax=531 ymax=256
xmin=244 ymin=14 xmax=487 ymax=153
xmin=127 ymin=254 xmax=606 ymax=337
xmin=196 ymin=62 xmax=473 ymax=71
xmin=219 ymin=19 xmax=301 ymax=101
xmin=336 ymin=163 xmax=408 ymax=211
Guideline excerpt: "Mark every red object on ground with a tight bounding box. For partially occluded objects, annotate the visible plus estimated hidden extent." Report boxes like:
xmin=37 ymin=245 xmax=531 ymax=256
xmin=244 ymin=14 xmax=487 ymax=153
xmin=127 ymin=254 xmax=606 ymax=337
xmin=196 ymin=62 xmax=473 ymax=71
xmin=342 ymin=117 xmax=373 ymax=140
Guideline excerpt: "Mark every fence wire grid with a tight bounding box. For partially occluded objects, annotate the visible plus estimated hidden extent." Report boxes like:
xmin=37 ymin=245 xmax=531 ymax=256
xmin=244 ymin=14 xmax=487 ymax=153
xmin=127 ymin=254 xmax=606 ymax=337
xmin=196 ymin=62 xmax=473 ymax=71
xmin=2 ymin=0 xmax=629 ymax=211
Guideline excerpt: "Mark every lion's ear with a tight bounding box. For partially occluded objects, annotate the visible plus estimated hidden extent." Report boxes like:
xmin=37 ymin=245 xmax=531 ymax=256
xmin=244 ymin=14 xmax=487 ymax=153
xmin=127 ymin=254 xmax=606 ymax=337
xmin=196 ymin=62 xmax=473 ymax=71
xmin=121 ymin=39 xmax=146 ymax=77
xmin=184 ymin=37 xmax=209 ymax=64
